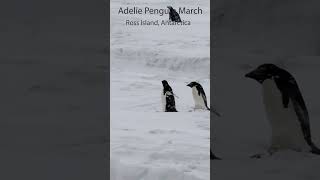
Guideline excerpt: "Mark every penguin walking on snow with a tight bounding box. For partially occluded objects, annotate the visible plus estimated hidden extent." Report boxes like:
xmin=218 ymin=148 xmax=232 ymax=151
xmin=167 ymin=6 xmax=182 ymax=22
xmin=162 ymin=80 xmax=178 ymax=112
xmin=187 ymin=82 xmax=220 ymax=116
xmin=245 ymin=64 xmax=320 ymax=156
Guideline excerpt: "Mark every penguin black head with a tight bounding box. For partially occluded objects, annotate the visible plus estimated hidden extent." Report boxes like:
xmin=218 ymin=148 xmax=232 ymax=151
xmin=245 ymin=64 xmax=283 ymax=83
xmin=167 ymin=6 xmax=173 ymax=10
xmin=187 ymin=81 xmax=199 ymax=88
xmin=162 ymin=80 xmax=170 ymax=88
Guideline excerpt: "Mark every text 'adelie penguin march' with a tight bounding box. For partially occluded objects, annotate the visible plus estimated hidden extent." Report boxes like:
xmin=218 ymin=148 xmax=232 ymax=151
xmin=118 ymin=7 xmax=203 ymax=16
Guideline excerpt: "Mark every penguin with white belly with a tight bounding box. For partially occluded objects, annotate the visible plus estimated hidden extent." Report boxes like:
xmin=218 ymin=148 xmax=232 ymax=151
xmin=245 ymin=64 xmax=320 ymax=155
xmin=187 ymin=82 xmax=210 ymax=110
xmin=187 ymin=82 xmax=221 ymax=116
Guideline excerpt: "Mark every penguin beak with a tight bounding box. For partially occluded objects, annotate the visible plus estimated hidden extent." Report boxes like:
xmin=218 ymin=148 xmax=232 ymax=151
xmin=245 ymin=71 xmax=255 ymax=79
xmin=187 ymin=83 xmax=191 ymax=87
xmin=245 ymin=70 xmax=266 ymax=83
xmin=245 ymin=69 xmax=262 ymax=79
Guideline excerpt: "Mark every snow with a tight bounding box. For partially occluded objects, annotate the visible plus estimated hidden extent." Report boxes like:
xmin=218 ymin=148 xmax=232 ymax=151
xmin=111 ymin=0 xmax=210 ymax=179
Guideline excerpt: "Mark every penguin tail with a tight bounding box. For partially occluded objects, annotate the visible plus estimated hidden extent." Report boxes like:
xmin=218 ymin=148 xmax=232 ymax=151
xmin=311 ymin=150 xmax=320 ymax=155
xmin=311 ymin=144 xmax=320 ymax=155
xmin=209 ymin=107 xmax=221 ymax=117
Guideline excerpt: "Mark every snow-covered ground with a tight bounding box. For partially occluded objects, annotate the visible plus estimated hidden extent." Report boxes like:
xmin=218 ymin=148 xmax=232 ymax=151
xmin=111 ymin=0 xmax=210 ymax=179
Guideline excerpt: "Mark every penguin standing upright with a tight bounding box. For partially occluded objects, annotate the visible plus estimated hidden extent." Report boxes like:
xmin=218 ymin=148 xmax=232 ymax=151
xmin=187 ymin=82 xmax=221 ymax=116
xmin=167 ymin=6 xmax=182 ymax=22
xmin=245 ymin=64 xmax=320 ymax=155
xmin=161 ymin=80 xmax=178 ymax=112
xmin=187 ymin=82 xmax=210 ymax=110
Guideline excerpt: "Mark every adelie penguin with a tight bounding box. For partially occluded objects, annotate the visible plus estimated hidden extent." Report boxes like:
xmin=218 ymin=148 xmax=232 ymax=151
xmin=187 ymin=82 xmax=220 ymax=116
xmin=167 ymin=6 xmax=182 ymax=22
xmin=245 ymin=64 xmax=320 ymax=156
xmin=161 ymin=80 xmax=178 ymax=112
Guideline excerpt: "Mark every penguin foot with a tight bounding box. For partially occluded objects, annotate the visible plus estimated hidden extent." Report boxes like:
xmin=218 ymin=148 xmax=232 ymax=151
xmin=250 ymin=153 xmax=264 ymax=159
xmin=250 ymin=151 xmax=275 ymax=159
xmin=311 ymin=148 xmax=320 ymax=155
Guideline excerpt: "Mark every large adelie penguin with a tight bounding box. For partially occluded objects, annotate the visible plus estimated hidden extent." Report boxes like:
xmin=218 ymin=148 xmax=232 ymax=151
xmin=245 ymin=64 xmax=320 ymax=155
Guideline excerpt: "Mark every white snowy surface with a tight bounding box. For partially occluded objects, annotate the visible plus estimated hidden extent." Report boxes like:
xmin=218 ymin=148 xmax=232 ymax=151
xmin=111 ymin=0 xmax=210 ymax=179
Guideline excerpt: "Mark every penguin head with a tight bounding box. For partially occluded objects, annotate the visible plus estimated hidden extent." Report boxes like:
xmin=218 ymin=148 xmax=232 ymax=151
xmin=162 ymin=80 xmax=169 ymax=87
xmin=187 ymin=81 xmax=199 ymax=88
xmin=167 ymin=6 xmax=173 ymax=10
xmin=245 ymin=64 xmax=281 ymax=83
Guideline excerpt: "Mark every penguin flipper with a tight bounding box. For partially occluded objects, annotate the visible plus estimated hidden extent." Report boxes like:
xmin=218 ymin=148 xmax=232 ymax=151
xmin=291 ymin=98 xmax=316 ymax=148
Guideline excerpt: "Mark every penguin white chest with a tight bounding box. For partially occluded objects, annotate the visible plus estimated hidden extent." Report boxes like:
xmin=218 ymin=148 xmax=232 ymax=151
xmin=192 ymin=87 xmax=206 ymax=109
xmin=262 ymin=79 xmax=308 ymax=151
